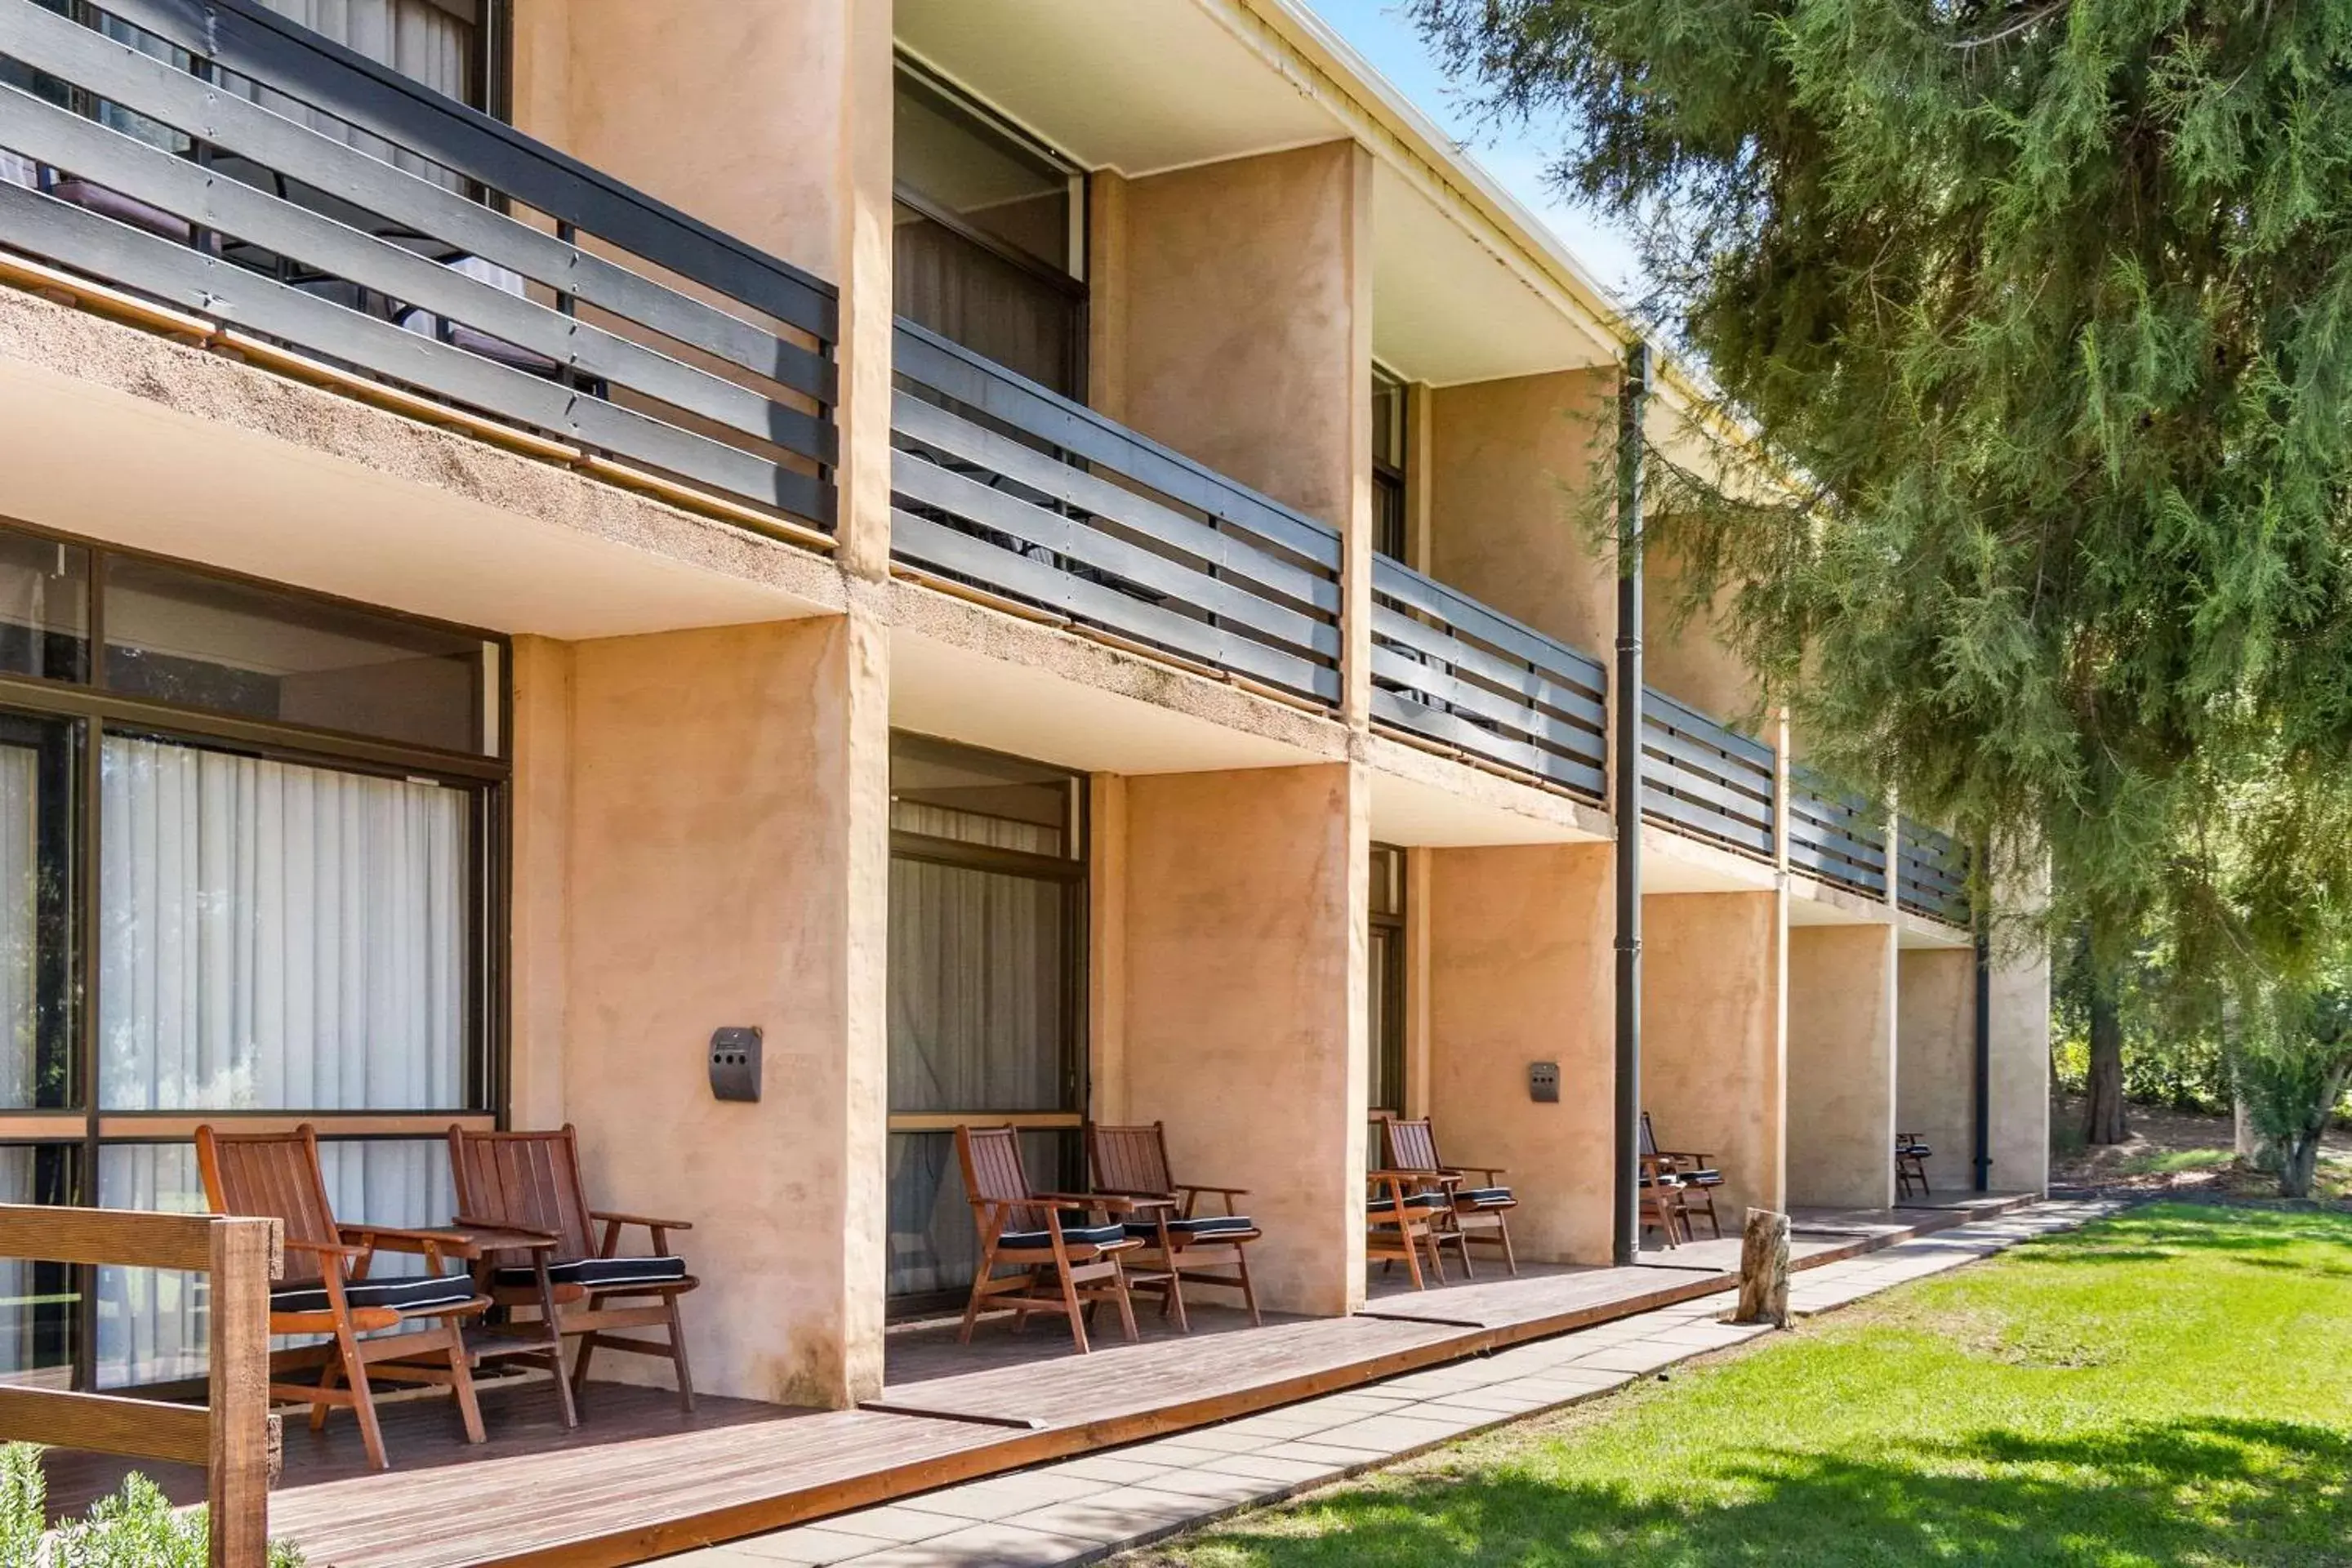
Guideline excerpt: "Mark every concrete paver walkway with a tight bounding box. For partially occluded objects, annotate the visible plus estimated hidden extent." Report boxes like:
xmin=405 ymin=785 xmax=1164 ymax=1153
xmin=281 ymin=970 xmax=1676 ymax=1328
xmin=675 ymin=1200 xmax=2118 ymax=1568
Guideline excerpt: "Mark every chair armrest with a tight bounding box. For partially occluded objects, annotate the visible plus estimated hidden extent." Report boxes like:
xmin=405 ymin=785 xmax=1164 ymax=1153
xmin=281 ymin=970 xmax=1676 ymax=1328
xmin=453 ymin=1215 xmax=560 ymax=1241
xmin=1171 ymin=1183 xmax=1250 ymax=1198
xmin=590 ymin=1209 xmax=693 ymax=1232
xmin=1659 ymin=1149 xmax=1714 ymax=1166
xmin=283 ymin=1237 xmax=368 ymax=1263
xmin=1456 ymin=1165 xmax=1507 ymax=1183
xmin=1031 ymin=1191 xmax=1162 ymax=1216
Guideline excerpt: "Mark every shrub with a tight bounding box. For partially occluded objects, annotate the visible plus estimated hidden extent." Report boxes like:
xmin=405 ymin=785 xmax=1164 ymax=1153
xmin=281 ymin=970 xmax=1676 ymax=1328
xmin=0 ymin=1442 xmax=303 ymax=1567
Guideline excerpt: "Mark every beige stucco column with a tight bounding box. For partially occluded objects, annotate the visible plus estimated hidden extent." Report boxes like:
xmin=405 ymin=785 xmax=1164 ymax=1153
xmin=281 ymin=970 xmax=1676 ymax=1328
xmin=506 ymin=635 xmax=572 ymax=1131
xmin=1120 ymin=763 xmax=1369 ymax=1316
xmin=1641 ymin=890 xmax=1786 ymax=1221
xmin=554 ymin=610 xmax=890 ymax=1409
xmin=1427 ymin=843 xmax=1615 ymax=1263
xmin=1896 ymin=947 xmax=1976 ymax=1196
xmin=1786 ymin=924 xmax=1899 ymax=1209
xmin=1987 ymin=938 xmax=2052 ymax=1194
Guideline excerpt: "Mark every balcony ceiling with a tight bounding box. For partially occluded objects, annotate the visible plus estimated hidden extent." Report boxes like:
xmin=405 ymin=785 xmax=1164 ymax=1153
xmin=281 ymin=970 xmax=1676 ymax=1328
xmin=898 ymin=0 xmax=1621 ymax=390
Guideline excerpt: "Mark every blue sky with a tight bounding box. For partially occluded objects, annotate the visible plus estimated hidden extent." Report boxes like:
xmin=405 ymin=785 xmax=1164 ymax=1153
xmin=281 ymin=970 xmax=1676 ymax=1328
xmin=1303 ymin=0 xmax=1647 ymax=299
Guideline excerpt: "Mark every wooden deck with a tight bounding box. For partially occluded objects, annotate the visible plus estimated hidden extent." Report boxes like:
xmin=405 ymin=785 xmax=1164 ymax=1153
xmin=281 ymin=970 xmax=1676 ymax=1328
xmin=34 ymin=1194 xmax=2035 ymax=1567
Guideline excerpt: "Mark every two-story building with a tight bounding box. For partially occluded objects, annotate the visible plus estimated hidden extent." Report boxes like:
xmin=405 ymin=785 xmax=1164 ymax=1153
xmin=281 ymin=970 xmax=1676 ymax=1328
xmin=0 ymin=0 xmax=2047 ymax=1545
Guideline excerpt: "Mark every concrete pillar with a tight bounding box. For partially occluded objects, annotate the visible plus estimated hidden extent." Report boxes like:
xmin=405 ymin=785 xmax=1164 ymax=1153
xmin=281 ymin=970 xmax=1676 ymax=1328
xmin=1786 ymin=924 xmax=1898 ymax=1209
xmin=559 ymin=612 xmax=890 ymax=1408
xmin=1642 ymin=890 xmax=1785 ymax=1220
xmin=1428 ymin=843 xmax=1615 ymax=1263
xmin=506 ymin=635 xmax=572 ymax=1132
xmin=1897 ymin=948 xmax=1976 ymax=1196
xmin=1988 ymin=940 xmax=2052 ymax=1194
xmin=1428 ymin=367 xmax=1619 ymax=655
xmin=1121 ymin=763 xmax=1369 ymax=1316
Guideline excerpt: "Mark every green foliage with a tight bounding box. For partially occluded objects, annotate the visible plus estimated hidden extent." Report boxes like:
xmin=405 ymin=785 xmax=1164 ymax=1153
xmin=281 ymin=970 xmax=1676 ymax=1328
xmin=2235 ymin=981 xmax=2352 ymax=1197
xmin=0 ymin=1444 xmax=303 ymax=1567
xmin=1408 ymin=0 xmax=2352 ymax=982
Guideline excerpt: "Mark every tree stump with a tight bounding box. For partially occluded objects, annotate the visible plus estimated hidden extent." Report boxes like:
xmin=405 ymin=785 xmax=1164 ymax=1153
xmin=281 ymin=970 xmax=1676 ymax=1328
xmin=1734 ymin=1207 xmax=1790 ymax=1327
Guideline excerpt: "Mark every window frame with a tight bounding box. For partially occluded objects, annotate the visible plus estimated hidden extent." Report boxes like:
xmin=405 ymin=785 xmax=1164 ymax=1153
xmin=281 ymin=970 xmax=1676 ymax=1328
xmin=0 ymin=513 xmax=510 ymax=1392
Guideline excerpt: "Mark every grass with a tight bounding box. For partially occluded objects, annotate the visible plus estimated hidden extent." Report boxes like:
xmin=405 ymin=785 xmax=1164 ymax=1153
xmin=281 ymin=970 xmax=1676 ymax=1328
xmin=1135 ymin=1205 xmax=2352 ymax=1568
xmin=2115 ymin=1146 xmax=2235 ymax=1176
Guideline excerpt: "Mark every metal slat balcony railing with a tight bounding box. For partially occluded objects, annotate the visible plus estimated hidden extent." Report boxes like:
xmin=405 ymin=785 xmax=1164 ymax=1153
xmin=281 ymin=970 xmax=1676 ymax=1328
xmin=1897 ymin=819 xmax=1971 ymax=925
xmin=889 ymin=320 xmax=1345 ymax=707
xmin=1639 ymin=688 xmax=1775 ymax=860
xmin=1788 ymin=768 xmax=1888 ymax=898
xmin=1368 ymin=555 xmax=1607 ymax=799
xmin=0 ymin=0 xmax=836 ymax=531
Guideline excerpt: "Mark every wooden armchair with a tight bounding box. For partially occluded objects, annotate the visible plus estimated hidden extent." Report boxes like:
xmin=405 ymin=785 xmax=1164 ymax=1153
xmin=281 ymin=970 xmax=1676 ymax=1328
xmin=956 ymin=1125 xmax=1152 ymax=1354
xmin=194 ymin=1124 xmax=488 ymax=1472
xmin=448 ymin=1125 xmax=699 ymax=1412
xmin=1086 ymin=1121 xmax=1261 ymax=1330
xmin=1640 ymin=1155 xmax=1690 ymax=1247
xmin=1895 ymin=1131 xmax=1932 ymax=1199
xmin=1381 ymin=1116 xmax=1518 ymax=1276
xmin=1639 ymin=1112 xmax=1724 ymax=1239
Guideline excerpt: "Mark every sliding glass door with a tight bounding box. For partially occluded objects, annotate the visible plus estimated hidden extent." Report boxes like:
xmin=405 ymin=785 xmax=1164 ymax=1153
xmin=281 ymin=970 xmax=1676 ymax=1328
xmin=885 ymin=734 xmax=1085 ymax=1312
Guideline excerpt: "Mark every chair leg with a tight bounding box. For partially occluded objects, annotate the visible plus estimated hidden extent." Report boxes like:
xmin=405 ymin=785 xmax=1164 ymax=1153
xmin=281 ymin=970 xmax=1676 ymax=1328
xmin=310 ymin=1353 xmax=343 ymax=1432
xmin=1163 ymin=1252 xmax=1192 ymax=1334
xmin=1059 ymin=1263 xmax=1090 ymax=1355
xmin=571 ymin=1327 xmax=603 ymax=1397
xmin=443 ymin=1323 xmax=486 ymax=1446
xmin=1110 ymin=1258 xmax=1139 ymax=1344
xmin=957 ymin=1272 xmax=989 ymax=1345
xmin=1233 ymin=1243 xmax=1262 ymax=1328
xmin=1495 ymin=1214 xmax=1518 ymax=1276
xmin=663 ymin=1291 xmax=697 ymax=1414
xmin=1396 ymin=1227 xmax=1425 ymax=1290
xmin=332 ymin=1319 xmax=389 ymax=1472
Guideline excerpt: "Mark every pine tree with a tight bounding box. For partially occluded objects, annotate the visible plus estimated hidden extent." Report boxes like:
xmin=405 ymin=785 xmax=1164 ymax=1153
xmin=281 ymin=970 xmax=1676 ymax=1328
xmin=1412 ymin=1 xmax=2352 ymax=1129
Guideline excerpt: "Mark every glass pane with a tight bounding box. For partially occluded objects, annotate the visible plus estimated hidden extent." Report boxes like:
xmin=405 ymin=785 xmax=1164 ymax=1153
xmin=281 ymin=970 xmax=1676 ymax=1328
xmin=889 ymin=1128 xmax=1076 ymax=1303
xmin=1369 ymin=924 xmax=1401 ymax=1115
xmin=99 ymin=736 xmax=474 ymax=1112
xmin=889 ymin=859 xmax=1070 ymax=1115
xmin=96 ymin=1138 xmax=454 ymax=1388
xmin=0 ymin=531 xmax=87 ymax=684
xmin=890 ymin=734 xmax=1072 ymax=858
xmin=1372 ymin=370 xmax=1405 ymax=470
xmin=0 ymin=1144 xmax=78 ymax=1388
xmin=895 ymin=73 xmax=1073 ymax=275
xmin=0 ymin=715 xmax=75 ymax=1111
xmin=103 ymin=555 xmax=488 ymax=754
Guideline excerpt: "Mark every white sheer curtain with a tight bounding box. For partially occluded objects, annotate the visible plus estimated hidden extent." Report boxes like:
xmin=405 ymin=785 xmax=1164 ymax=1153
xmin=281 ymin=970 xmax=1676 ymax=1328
xmin=99 ymin=735 xmax=467 ymax=1113
xmin=93 ymin=737 xmax=470 ymax=1385
xmin=238 ymin=0 xmax=476 ymax=185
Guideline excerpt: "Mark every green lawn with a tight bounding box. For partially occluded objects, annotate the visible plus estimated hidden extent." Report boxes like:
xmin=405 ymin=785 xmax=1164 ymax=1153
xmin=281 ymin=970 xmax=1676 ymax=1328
xmin=1138 ymin=1205 xmax=2352 ymax=1568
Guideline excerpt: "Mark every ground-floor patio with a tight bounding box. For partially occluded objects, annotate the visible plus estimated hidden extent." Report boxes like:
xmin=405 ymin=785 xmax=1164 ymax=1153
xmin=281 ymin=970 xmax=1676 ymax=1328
xmin=40 ymin=1195 xmax=2032 ymax=1567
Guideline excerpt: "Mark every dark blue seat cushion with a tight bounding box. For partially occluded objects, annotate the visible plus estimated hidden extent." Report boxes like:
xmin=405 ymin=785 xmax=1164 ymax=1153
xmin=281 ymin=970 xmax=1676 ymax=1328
xmin=494 ymin=1254 xmax=688 ymax=1292
xmin=1679 ymin=1168 xmax=1724 ymax=1187
xmin=271 ymin=1272 xmax=476 ymax=1317
xmin=1000 ymin=1220 xmax=1128 ymax=1251
xmin=1455 ymin=1187 xmax=1516 ymax=1208
xmin=1376 ymin=1191 xmax=1451 ymax=1212
xmin=1123 ymin=1214 xmax=1256 ymax=1240
xmin=1900 ymin=1142 xmax=1932 ymax=1157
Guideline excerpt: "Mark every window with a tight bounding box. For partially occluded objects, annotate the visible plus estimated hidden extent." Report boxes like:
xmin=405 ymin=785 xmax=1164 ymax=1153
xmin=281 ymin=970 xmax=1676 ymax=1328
xmin=893 ymin=61 xmax=1087 ymax=398
xmin=0 ymin=517 xmax=504 ymax=1392
xmin=1369 ymin=844 xmax=1407 ymax=1116
xmin=1372 ymin=368 xmax=1409 ymax=561
xmin=885 ymin=733 xmax=1085 ymax=1309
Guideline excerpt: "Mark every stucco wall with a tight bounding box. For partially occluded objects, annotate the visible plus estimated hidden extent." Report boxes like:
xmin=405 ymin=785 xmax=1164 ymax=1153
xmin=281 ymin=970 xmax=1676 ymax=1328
xmin=1120 ymin=763 xmax=1368 ymax=1316
xmin=1428 ymin=368 xmax=1617 ymax=658
xmin=1641 ymin=890 xmax=1784 ymax=1222
xmin=1896 ymin=948 xmax=1976 ymax=1195
xmin=1786 ymin=924 xmax=1897 ymax=1209
xmin=1988 ymin=938 xmax=2051 ymax=1195
xmin=1117 ymin=141 xmax=1367 ymax=532
xmin=1641 ymin=550 xmax=1763 ymax=726
xmin=1427 ymin=843 xmax=1614 ymax=1263
xmin=557 ymin=612 xmax=889 ymax=1408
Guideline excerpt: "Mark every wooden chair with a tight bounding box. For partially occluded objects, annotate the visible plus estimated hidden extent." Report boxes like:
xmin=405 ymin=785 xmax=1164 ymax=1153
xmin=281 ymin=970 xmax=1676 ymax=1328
xmin=448 ymin=1125 xmax=699 ymax=1412
xmin=1365 ymin=1165 xmax=1453 ymax=1289
xmin=1640 ymin=1112 xmax=1724 ymax=1239
xmin=1380 ymin=1116 xmax=1518 ymax=1276
xmin=1640 ymin=1155 xmax=1691 ymax=1247
xmin=194 ymin=1124 xmax=489 ymax=1472
xmin=1895 ymin=1131 xmax=1933 ymax=1199
xmin=1086 ymin=1122 xmax=1261 ymax=1331
xmin=956 ymin=1125 xmax=1149 ymax=1354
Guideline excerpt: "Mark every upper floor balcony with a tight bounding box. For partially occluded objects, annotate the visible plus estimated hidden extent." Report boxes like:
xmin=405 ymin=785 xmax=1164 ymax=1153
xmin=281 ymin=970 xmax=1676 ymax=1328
xmin=0 ymin=0 xmax=837 ymax=540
